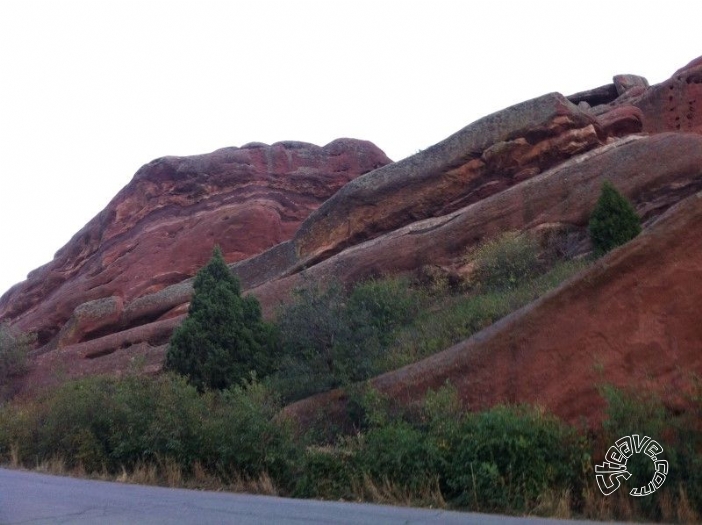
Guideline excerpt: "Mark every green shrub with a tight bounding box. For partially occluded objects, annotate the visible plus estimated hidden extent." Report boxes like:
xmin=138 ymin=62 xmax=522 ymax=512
xmin=342 ymin=386 xmax=443 ymax=496
xmin=347 ymin=278 xmax=421 ymax=344
xmin=588 ymin=181 xmax=641 ymax=256
xmin=441 ymin=405 xmax=585 ymax=512
xmin=107 ymin=374 xmax=206 ymax=469
xmin=384 ymin=260 xmax=588 ymax=371
xmin=421 ymin=382 xmax=465 ymax=438
xmin=294 ymin=447 xmax=356 ymax=500
xmin=0 ymin=323 xmax=33 ymax=401
xmin=600 ymin=385 xmax=702 ymax=517
xmin=356 ymin=420 xmax=441 ymax=493
xmin=201 ymin=380 xmax=300 ymax=487
xmin=471 ymin=232 xmax=543 ymax=291
xmin=272 ymin=278 xmax=422 ymax=402
xmin=0 ymin=373 xmax=299 ymax=485
xmin=271 ymin=282 xmax=354 ymax=400
xmin=166 ymin=247 xmax=277 ymax=391
xmin=4 ymin=376 xmax=116 ymax=469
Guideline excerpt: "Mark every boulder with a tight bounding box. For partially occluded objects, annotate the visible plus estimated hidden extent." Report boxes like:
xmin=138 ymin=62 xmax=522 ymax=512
xmin=595 ymin=105 xmax=644 ymax=137
xmin=613 ymin=74 xmax=649 ymax=96
xmin=291 ymin=93 xmax=604 ymax=267
xmin=569 ymin=56 xmax=702 ymax=136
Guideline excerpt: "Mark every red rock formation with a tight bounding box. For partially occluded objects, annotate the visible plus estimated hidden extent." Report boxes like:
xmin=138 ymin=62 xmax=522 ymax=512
xmin=293 ymin=93 xmax=605 ymax=267
xmin=635 ymin=56 xmax=702 ymax=134
xmin=0 ymin=139 xmax=391 ymax=346
xmin=283 ymin=190 xmax=702 ymax=427
xmin=8 ymin=55 xmax=702 ymax=407
xmin=249 ymin=132 xmax=702 ymax=317
xmin=568 ymin=57 xmax=702 ymax=136
xmin=17 ymin=130 xmax=702 ymax=395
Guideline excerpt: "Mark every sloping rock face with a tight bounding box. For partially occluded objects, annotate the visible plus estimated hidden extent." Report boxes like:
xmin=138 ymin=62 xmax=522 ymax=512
xmin=8 ymin=55 xmax=702 ymax=399
xmin=232 ymin=92 xmax=607 ymax=291
xmin=284 ymin=191 xmax=702 ymax=427
xmin=0 ymin=140 xmax=391 ymax=346
xmin=250 ymin=132 xmax=702 ymax=316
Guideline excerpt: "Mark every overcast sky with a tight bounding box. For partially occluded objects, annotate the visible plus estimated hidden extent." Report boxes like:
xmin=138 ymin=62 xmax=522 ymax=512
xmin=1 ymin=0 xmax=700 ymax=298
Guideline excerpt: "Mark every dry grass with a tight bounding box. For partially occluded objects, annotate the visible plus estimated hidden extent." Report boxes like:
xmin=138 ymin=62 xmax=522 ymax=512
xmin=672 ymin=485 xmax=700 ymax=524
xmin=112 ymin=460 xmax=278 ymax=496
xmin=2 ymin=450 xmax=281 ymax=497
xmin=185 ymin=461 xmax=221 ymax=491
xmin=351 ymin=474 xmax=446 ymax=509
xmin=530 ymin=489 xmax=572 ymax=519
xmin=2 ymin=452 xmax=700 ymax=521
xmin=160 ymin=457 xmax=183 ymax=488
xmin=580 ymin=482 xmax=700 ymax=524
xmin=35 ymin=456 xmax=67 ymax=476
xmin=229 ymin=471 xmax=278 ymax=496
xmin=117 ymin=462 xmax=158 ymax=485
xmin=582 ymin=484 xmax=634 ymax=522
xmin=8 ymin=444 xmax=20 ymax=469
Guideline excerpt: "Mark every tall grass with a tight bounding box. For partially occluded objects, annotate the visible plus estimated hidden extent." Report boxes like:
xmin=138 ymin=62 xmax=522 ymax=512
xmin=380 ymin=259 xmax=588 ymax=371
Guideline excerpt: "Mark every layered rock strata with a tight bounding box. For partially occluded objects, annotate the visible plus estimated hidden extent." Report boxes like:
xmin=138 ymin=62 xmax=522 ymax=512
xmin=284 ymin=190 xmax=702 ymax=426
xmin=7 ymin=56 xmax=702 ymax=400
xmin=0 ymin=140 xmax=390 ymax=346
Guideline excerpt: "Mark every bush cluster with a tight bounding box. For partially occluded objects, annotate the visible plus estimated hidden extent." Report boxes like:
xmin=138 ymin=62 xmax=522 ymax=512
xmin=0 ymin=374 xmax=299 ymax=488
xmin=270 ymin=278 xmax=422 ymax=402
xmin=597 ymin=384 xmax=702 ymax=520
xmin=1 ymin=370 xmax=700 ymax=519
xmin=470 ymin=232 xmax=543 ymax=291
xmin=0 ymin=379 xmax=584 ymax=513
xmin=0 ymin=323 xmax=32 ymax=401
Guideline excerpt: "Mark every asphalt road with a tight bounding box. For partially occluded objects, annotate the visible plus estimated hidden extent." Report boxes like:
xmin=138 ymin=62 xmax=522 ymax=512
xmin=0 ymin=468 xmax=607 ymax=524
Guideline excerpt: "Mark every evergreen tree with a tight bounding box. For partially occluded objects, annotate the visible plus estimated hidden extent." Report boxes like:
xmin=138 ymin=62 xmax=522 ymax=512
xmin=165 ymin=246 xmax=276 ymax=391
xmin=588 ymin=181 xmax=641 ymax=256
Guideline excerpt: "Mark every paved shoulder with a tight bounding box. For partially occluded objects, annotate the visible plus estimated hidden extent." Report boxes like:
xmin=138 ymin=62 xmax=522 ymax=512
xmin=0 ymin=468 xmax=603 ymax=524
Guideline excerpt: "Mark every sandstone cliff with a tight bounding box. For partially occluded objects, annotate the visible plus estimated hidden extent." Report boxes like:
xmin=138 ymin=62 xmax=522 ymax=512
xmin=0 ymin=140 xmax=390 ymax=347
xmin=284 ymin=188 xmax=702 ymax=428
xmin=5 ymin=56 xmax=702 ymax=416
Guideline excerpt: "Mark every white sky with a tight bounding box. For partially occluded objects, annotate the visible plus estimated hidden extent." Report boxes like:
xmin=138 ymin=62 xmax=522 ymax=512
xmin=1 ymin=0 xmax=700 ymax=298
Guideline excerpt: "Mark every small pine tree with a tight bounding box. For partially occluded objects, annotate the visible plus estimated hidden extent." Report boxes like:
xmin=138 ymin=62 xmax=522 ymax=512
xmin=588 ymin=181 xmax=641 ymax=256
xmin=165 ymin=246 xmax=276 ymax=391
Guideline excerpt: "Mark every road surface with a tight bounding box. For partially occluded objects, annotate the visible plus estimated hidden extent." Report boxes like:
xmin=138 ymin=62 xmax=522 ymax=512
xmin=0 ymin=468 xmax=606 ymax=524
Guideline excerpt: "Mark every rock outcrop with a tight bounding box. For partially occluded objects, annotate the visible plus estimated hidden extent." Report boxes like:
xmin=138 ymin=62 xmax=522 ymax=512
xmin=0 ymin=140 xmax=391 ymax=346
xmin=568 ymin=56 xmax=702 ymax=135
xmin=249 ymin=132 xmax=702 ymax=317
xmin=6 ymin=55 xmax=702 ymax=409
xmin=284 ymin=190 xmax=702 ymax=427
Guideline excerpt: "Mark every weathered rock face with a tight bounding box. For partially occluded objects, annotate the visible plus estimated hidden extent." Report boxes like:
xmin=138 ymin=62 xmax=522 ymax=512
xmin=636 ymin=56 xmax=702 ymax=134
xmin=8 ymin=55 xmax=702 ymax=406
xmin=250 ymin=132 xmax=702 ymax=317
xmin=293 ymin=93 xmax=605 ymax=267
xmin=0 ymin=139 xmax=391 ymax=346
xmin=568 ymin=56 xmax=702 ymax=136
xmin=229 ymin=92 xmax=608 ymax=292
xmin=284 ymin=190 xmax=702 ymax=427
